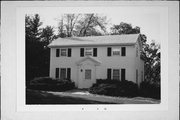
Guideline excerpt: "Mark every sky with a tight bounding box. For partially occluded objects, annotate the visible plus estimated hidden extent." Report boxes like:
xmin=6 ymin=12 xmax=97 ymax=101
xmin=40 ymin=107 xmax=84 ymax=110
xmin=28 ymin=6 xmax=166 ymax=44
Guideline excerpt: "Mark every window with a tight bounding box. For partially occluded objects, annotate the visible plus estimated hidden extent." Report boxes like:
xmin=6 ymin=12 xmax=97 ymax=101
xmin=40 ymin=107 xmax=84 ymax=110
xmin=112 ymin=48 xmax=120 ymax=56
xmin=85 ymin=48 xmax=93 ymax=56
xmin=60 ymin=68 xmax=66 ymax=79
xmin=60 ymin=49 xmax=67 ymax=56
xmin=85 ymin=69 xmax=91 ymax=80
xmin=56 ymin=68 xmax=71 ymax=79
xmin=113 ymin=69 xmax=120 ymax=80
xmin=121 ymin=47 xmax=126 ymax=56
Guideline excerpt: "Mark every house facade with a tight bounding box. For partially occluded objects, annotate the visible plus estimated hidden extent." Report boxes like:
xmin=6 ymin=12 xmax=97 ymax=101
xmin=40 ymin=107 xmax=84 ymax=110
xmin=48 ymin=34 xmax=144 ymax=88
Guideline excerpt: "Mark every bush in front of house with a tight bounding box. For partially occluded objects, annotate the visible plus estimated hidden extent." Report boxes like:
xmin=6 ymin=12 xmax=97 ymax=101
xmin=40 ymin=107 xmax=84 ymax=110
xmin=28 ymin=77 xmax=75 ymax=91
xmin=89 ymin=79 xmax=138 ymax=97
xmin=139 ymin=81 xmax=160 ymax=99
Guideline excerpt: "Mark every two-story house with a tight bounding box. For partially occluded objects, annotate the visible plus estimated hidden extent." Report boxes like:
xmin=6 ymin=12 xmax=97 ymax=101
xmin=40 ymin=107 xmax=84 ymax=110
xmin=48 ymin=34 xmax=144 ymax=88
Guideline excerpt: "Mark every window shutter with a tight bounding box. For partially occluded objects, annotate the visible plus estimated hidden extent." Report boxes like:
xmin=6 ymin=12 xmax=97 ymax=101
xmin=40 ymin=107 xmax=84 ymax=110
xmin=121 ymin=69 xmax=126 ymax=81
xmin=67 ymin=68 xmax=71 ymax=80
xmin=56 ymin=49 xmax=60 ymax=57
xmin=121 ymin=47 xmax=126 ymax=56
xmin=55 ymin=68 xmax=59 ymax=78
xmin=107 ymin=47 xmax=111 ymax=56
xmin=107 ymin=68 xmax=112 ymax=80
xmin=68 ymin=48 xmax=71 ymax=57
xmin=93 ymin=48 xmax=97 ymax=57
xmin=80 ymin=48 xmax=84 ymax=57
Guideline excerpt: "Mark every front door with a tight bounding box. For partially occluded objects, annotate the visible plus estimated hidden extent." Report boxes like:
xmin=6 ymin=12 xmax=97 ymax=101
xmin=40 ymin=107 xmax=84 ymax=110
xmin=78 ymin=64 xmax=95 ymax=88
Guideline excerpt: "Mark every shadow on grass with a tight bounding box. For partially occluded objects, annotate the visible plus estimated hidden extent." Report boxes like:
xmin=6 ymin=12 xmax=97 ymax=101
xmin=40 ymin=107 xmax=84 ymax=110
xmin=26 ymin=89 xmax=117 ymax=104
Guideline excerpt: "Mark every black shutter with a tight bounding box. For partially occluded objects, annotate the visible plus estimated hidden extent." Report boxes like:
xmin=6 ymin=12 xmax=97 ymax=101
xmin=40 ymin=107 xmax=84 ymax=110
xmin=68 ymin=48 xmax=71 ymax=57
xmin=107 ymin=47 xmax=111 ymax=56
xmin=121 ymin=69 xmax=126 ymax=81
xmin=93 ymin=48 xmax=97 ymax=57
xmin=55 ymin=68 xmax=59 ymax=78
xmin=80 ymin=48 xmax=84 ymax=57
xmin=67 ymin=68 xmax=71 ymax=80
xmin=107 ymin=68 xmax=112 ymax=80
xmin=56 ymin=49 xmax=60 ymax=57
xmin=121 ymin=47 xmax=126 ymax=56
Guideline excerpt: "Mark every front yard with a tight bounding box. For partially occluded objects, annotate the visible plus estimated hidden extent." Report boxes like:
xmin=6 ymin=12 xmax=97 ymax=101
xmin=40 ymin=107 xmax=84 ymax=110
xmin=26 ymin=89 xmax=160 ymax=104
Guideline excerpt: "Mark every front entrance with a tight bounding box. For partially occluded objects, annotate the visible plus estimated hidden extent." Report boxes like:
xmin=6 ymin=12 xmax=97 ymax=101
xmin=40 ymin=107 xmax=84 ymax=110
xmin=78 ymin=64 xmax=96 ymax=88
xmin=76 ymin=57 xmax=101 ymax=89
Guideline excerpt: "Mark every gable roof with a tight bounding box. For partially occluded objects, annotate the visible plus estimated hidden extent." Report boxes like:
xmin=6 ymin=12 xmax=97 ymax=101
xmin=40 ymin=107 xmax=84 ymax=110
xmin=48 ymin=34 xmax=140 ymax=47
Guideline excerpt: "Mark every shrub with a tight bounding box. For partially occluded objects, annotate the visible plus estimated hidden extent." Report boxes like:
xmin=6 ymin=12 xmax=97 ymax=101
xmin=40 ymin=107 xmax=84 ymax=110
xmin=89 ymin=79 xmax=138 ymax=97
xmin=28 ymin=77 xmax=75 ymax=91
xmin=139 ymin=81 xmax=160 ymax=99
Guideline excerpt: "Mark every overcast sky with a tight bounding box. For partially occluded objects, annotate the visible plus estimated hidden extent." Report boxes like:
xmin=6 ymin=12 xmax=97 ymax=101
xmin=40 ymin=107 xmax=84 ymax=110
xmin=29 ymin=6 xmax=166 ymax=44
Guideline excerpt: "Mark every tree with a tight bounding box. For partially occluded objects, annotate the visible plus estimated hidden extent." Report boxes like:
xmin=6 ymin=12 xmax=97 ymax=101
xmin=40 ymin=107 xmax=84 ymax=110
xmin=57 ymin=14 xmax=80 ymax=37
xmin=111 ymin=22 xmax=160 ymax=84
xmin=141 ymin=40 xmax=160 ymax=84
xmin=110 ymin=22 xmax=140 ymax=35
xmin=26 ymin=14 xmax=54 ymax=84
xmin=41 ymin=26 xmax=55 ymax=47
xmin=77 ymin=14 xmax=108 ymax=36
xmin=56 ymin=14 xmax=108 ymax=37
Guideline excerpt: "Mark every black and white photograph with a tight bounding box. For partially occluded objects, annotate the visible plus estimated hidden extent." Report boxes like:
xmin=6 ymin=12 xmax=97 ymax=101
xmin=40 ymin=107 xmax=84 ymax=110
xmin=25 ymin=9 xmax=161 ymax=105
xmin=1 ymin=1 xmax=179 ymax=120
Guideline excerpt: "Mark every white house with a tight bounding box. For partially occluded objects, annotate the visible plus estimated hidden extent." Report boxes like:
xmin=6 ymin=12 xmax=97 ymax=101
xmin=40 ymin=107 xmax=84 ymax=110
xmin=48 ymin=34 xmax=144 ymax=88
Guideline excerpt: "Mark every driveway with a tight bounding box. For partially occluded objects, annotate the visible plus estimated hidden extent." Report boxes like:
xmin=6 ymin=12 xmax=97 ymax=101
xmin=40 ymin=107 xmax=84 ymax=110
xmin=40 ymin=89 xmax=160 ymax=104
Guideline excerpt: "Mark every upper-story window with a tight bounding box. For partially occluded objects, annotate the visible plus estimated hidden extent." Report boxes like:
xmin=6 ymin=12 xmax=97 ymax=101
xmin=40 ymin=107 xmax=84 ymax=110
xmin=107 ymin=47 xmax=126 ymax=57
xmin=60 ymin=48 xmax=67 ymax=56
xmin=80 ymin=48 xmax=97 ymax=57
xmin=112 ymin=48 xmax=120 ymax=56
xmin=85 ymin=48 xmax=93 ymax=56
xmin=56 ymin=48 xmax=71 ymax=57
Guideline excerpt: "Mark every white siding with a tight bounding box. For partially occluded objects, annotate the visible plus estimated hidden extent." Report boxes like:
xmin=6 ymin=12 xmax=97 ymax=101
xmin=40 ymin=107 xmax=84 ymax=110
xmin=49 ymin=44 xmax=144 ymax=87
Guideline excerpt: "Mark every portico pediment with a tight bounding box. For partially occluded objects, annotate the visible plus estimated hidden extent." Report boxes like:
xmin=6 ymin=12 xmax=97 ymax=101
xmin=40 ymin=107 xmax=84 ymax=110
xmin=76 ymin=56 xmax=101 ymax=66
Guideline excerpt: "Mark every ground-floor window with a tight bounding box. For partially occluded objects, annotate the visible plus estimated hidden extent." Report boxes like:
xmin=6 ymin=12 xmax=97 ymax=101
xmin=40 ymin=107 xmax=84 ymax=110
xmin=60 ymin=68 xmax=66 ymax=79
xmin=113 ymin=69 xmax=120 ymax=80
xmin=107 ymin=68 xmax=126 ymax=81
xmin=55 ymin=68 xmax=71 ymax=79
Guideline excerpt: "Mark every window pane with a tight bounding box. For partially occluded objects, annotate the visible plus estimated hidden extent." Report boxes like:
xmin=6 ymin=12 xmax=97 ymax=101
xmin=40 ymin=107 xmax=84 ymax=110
xmin=61 ymin=49 xmax=67 ymax=56
xmin=85 ymin=48 xmax=93 ymax=56
xmin=113 ymin=69 xmax=120 ymax=80
xmin=112 ymin=49 xmax=120 ymax=55
xmin=60 ymin=68 xmax=66 ymax=79
xmin=85 ymin=69 xmax=91 ymax=80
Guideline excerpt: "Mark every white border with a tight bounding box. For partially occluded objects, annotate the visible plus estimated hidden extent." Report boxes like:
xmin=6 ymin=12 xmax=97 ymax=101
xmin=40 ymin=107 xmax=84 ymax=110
xmin=17 ymin=4 xmax=168 ymax=112
xmin=2 ymin=1 xmax=179 ymax=120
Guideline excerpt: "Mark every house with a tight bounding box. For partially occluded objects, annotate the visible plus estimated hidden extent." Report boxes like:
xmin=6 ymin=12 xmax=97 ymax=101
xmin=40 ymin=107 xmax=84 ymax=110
xmin=48 ymin=34 xmax=144 ymax=88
